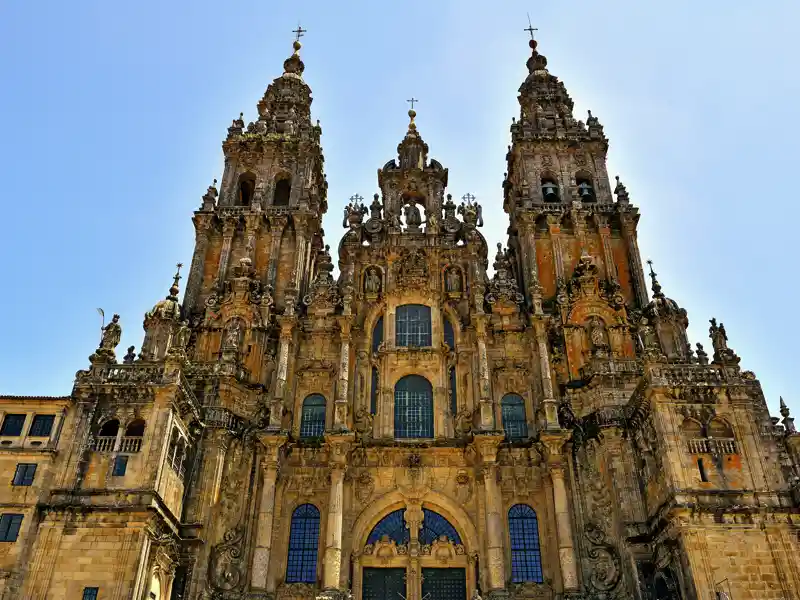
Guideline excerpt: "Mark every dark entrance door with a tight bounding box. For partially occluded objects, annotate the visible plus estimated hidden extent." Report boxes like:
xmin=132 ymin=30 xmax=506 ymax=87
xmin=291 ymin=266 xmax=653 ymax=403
xmin=363 ymin=567 xmax=406 ymax=600
xmin=422 ymin=567 xmax=466 ymax=600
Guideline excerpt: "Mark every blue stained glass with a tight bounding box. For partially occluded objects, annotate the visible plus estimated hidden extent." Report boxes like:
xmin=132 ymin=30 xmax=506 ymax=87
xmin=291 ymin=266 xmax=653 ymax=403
xmin=367 ymin=509 xmax=409 ymax=545
xmin=300 ymin=395 xmax=326 ymax=438
xmin=420 ymin=509 xmax=462 ymax=545
xmin=501 ymin=394 xmax=529 ymax=440
xmin=286 ymin=504 xmax=320 ymax=583
xmin=394 ymin=375 xmax=433 ymax=439
xmin=444 ymin=318 xmax=455 ymax=350
xmin=372 ymin=316 xmax=384 ymax=354
xmin=396 ymin=305 xmax=432 ymax=347
xmin=508 ymin=504 xmax=543 ymax=583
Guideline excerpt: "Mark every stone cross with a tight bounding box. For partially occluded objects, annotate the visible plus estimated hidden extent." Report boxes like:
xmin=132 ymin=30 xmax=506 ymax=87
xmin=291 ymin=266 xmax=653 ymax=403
xmin=462 ymin=193 xmax=476 ymax=204
xmin=525 ymin=14 xmax=538 ymax=40
xmin=292 ymin=24 xmax=307 ymax=41
xmin=407 ymin=97 xmax=418 ymax=111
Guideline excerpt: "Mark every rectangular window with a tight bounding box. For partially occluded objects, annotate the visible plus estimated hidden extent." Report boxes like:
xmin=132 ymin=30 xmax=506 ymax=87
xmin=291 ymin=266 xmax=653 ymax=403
xmin=0 ymin=514 xmax=23 ymax=542
xmin=28 ymin=415 xmax=55 ymax=437
xmin=112 ymin=456 xmax=128 ymax=477
xmin=83 ymin=588 xmax=99 ymax=600
xmin=0 ymin=414 xmax=26 ymax=436
xmin=395 ymin=305 xmax=432 ymax=348
xmin=12 ymin=464 xmax=36 ymax=486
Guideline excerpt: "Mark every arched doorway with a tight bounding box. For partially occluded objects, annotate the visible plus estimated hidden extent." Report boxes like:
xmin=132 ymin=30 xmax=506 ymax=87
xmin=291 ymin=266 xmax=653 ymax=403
xmin=356 ymin=505 xmax=473 ymax=600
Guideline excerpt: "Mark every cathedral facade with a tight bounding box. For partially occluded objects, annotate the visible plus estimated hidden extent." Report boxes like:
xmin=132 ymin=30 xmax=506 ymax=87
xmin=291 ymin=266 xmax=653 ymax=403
xmin=1 ymin=35 xmax=799 ymax=600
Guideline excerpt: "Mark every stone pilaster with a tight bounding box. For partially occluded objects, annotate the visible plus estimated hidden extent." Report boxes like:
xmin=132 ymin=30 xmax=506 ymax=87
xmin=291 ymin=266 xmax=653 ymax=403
xmin=620 ymin=214 xmax=648 ymax=307
xmin=320 ymin=434 xmax=354 ymax=597
xmin=594 ymin=214 xmax=617 ymax=281
xmin=216 ymin=217 xmax=237 ymax=286
xmin=547 ymin=215 xmax=565 ymax=281
xmin=251 ymin=433 xmax=286 ymax=590
xmin=334 ymin=319 xmax=352 ymax=430
xmin=533 ymin=320 xmax=559 ymax=429
xmin=473 ymin=433 xmax=508 ymax=597
xmin=541 ymin=432 xmax=578 ymax=591
xmin=266 ymin=215 xmax=288 ymax=287
xmin=184 ymin=214 xmax=213 ymax=314
xmin=475 ymin=316 xmax=493 ymax=430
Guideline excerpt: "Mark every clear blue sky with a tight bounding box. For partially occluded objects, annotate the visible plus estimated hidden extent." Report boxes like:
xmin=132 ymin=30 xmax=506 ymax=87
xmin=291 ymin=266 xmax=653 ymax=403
xmin=1 ymin=1 xmax=797 ymax=416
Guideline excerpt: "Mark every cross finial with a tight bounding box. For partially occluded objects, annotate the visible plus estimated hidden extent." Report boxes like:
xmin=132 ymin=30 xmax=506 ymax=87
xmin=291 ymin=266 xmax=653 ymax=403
xmin=407 ymin=97 xmax=418 ymax=111
xmin=525 ymin=13 xmax=538 ymax=40
xmin=646 ymin=259 xmax=654 ymax=275
xmin=462 ymin=193 xmax=476 ymax=204
xmin=350 ymin=193 xmax=364 ymax=204
xmin=292 ymin=24 xmax=307 ymax=42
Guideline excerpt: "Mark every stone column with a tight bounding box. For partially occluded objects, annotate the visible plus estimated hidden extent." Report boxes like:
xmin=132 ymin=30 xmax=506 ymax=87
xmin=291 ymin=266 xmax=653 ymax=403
xmin=251 ymin=434 xmax=286 ymax=590
xmin=547 ymin=215 xmax=565 ymax=281
xmin=244 ymin=214 xmax=262 ymax=263
xmin=266 ymin=216 xmax=288 ymax=287
xmin=333 ymin=319 xmax=352 ymax=431
xmin=594 ymin=215 xmax=617 ymax=281
xmin=184 ymin=214 xmax=213 ymax=314
xmin=319 ymin=435 xmax=354 ymax=599
xmin=475 ymin=316 xmax=493 ymax=430
xmin=620 ymin=214 xmax=648 ymax=307
xmin=271 ymin=316 xmax=296 ymax=428
xmin=216 ymin=217 xmax=237 ymax=286
xmin=523 ymin=220 xmax=544 ymax=314
xmin=541 ymin=433 xmax=578 ymax=590
xmin=533 ymin=320 xmax=559 ymax=429
xmin=473 ymin=434 xmax=507 ymax=597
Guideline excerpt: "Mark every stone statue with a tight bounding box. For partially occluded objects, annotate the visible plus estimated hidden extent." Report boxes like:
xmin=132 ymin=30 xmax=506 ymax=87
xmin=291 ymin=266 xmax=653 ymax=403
xmin=100 ymin=314 xmax=122 ymax=351
xmin=173 ymin=320 xmax=190 ymax=350
xmin=709 ymin=318 xmax=728 ymax=353
xmin=364 ymin=267 xmax=381 ymax=295
xmin=404 ymin=199 xmax=422 ymax=230
xmin=224 ymin=320 xmax=241 ymax=349
xmin=122 ymin=346 xmax=136 ymax=364
xmin=471 ymin=591 xmax=483 ymax=600
xmin=589 ymin=316 xmax=607 ymax=348
xmin=446 ymin=268 xmax=461 ymax=292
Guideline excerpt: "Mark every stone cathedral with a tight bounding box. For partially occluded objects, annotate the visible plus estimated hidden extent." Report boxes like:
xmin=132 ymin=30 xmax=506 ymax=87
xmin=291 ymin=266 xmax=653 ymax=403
xmin=1 ymin=33 xmax=800 ymax=600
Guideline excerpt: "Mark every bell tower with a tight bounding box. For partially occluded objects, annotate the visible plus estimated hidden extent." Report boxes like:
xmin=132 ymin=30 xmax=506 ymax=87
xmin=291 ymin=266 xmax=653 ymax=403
xmin=504 ymin=37 xmax=649 ymax=316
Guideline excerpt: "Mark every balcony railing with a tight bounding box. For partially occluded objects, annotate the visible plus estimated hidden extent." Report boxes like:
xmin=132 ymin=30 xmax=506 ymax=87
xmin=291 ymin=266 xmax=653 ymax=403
xmin=93 ymin=435 xmax=143 ymax=453
xmin=688 ymin=437 xmax=737 ymax=455
xmin=94 ymin=436 xmax=116 ymax=452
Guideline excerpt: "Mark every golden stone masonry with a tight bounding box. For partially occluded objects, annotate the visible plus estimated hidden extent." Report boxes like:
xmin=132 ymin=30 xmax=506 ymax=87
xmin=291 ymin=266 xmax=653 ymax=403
xmin=1 ymin=33 xmax=799 ymax=600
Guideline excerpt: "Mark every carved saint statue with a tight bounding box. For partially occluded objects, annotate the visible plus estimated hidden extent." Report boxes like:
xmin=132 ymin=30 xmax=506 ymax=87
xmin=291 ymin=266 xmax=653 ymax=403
xmin=709 ymin=318 xmax=728 ymax=353
xmin=224 ymin=320 xmax=241 ymax=349
xmin=446 ymin=268 xmax=462 ymax=293
xmin=173 ymin=320 xmax=190 ymax=350
xmin=100 ymin=314 xmax=122 ymax=350
xmin=404 ymin=199 xmax=422 ymax=230
xmin=364 ymin=267 xmax=381 ymax=295
xmin=589 ymin=316 xmax=608 ymax=348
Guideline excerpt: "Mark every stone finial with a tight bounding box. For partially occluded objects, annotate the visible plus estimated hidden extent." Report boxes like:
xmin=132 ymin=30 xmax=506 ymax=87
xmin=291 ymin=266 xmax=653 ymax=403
xmin=646 ymin=259 xmax=663 ymax=297
xmin=614 ymin=175 xmax=630 ymax=204
xmin=696 ymin=343 xmax=709 ymax=365
xmin=201 ymin=178 xmax=218 ymax=210
xmin=781 ymin=397 xmax=796 ymax=434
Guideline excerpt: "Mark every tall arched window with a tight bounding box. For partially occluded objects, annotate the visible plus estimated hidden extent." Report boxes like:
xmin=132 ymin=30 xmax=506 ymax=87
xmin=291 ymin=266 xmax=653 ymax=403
xmin=576 ymin=175 xmax=595 ymax=202
xmin=372 ymin=316 xmax=384 ymax=354
xmin=394 ymin=375 xmax=433 ymax=439
xmin=286 ymin=504 xmax=320 ymax=583
xmin=501 ymin=394 xmax=528 ymax=440
xmin=367 ymin=509 xmax=409 ymax=545
xmin=299 ymin=395 xmax=326 ymax=438
xmin=448 ymin=367 xmax=457 ymax=415
xmin=541 ymin=176 xmax=560 ymax=202
xmin=237 ymin=173 xmax=256 ymax=206
xmin=444 ymin=317 xmax=455 ymax=350
xmin=370 ymin=367 xmax=379 ymax=415
xmin=273 ymin=178 xmax=291 ymax=206
xmin=396 ymin=305 xmax=431 ymax=347
xmin=420 ymin=509 xmax=462 ymax=545
xmin=508 ymin=504 xmax=543 ymax=583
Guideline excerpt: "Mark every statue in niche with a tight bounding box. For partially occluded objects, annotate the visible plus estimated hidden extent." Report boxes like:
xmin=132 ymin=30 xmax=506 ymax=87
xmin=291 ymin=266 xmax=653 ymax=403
xmin=588 ymin=316 xmax=609 ymax=358
xmin=224 ymin=320 xmax=241 ymax=349
xmin=404 ymin=198 xmax=422 ymax=231
xmin=364 ymin=267 xmax=381 ymax=295
xmin=445 ymin=268 xmax=462 ymax=293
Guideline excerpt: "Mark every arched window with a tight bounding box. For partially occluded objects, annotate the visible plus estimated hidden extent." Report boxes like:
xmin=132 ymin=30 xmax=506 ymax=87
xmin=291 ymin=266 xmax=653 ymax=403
xmin=125 ymin=419 xmax=145 ymax=437
xmin=420 ymin=509 xmax=462 ymax=545
xmin=273 ymin=178 xmax=291 ymax=206
xmin=576 ymin=176 xmax=595 ymax=202
xmin=96 ymin=419 xmax=120 ymax=452
xmin=237 ymin=173 xmax=256 ymax=206
xmin=541 ymin=177 xmax=559 ymax=202
xmin=372 ymin=316 xmax=384 ymax=354
xmin=300 ymin=395 xmax=326 ymax=438
xmin=370 ymin=367 xmax=379 ymax=415
xmin=501 ymin=394 xmax=528 ymax=440
xmin=394 ymin=375 xmax=433 ymax=439
xmin=122 ymin=419 xmax=146 ymax=452
xmin=367 ymin=509 xmax=409 ymax=545
xmin=286 ymin=504 xmax=320 ymax=583
xmin=444 ymin=317 xmax=455 ymax=350
xmin=98 ymin=419 xmax=119 ymax=438
xmin=508 ymin=504 xmax=543 ymax=583
xmin=396 ymin=305 xmax=432 ymax=348
xmin=448 ymin=367 xmax=457 ymax=416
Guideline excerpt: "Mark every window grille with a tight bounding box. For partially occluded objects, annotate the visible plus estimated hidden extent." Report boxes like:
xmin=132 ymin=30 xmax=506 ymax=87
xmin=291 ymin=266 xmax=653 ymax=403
xmin=0 ymin=415 xmax=25 ymax=436
xmin=299 ymin=395 xmax=326 ymax=438
xmin=12 ymin=464 xmax=36 ymax=486
xmin=508 ymin=504 xmax=543 ymax=583
xmin=83 ymin=588 xmax=99 ymax=600
xmin=396 ymin=305 xmax=432 ymax=347
xmin=419 ymin=509 xmax=462 ymax=545
xmin=286 ymin=504 xmax=320 ymax=583
xmin=0 ymin=514 xmax=23 ymax=542
xmin=113 ymin=456 xmax=128 ymax=477
xmin=367 ymin=509 xmax=409 ymax=545
xmin=28 ymin=415 xmax=54 ymax=437
xmin=501 ymin=394 xmax=528 ymax=440
xmin=394 ymin=375 xmax=433 ymax=439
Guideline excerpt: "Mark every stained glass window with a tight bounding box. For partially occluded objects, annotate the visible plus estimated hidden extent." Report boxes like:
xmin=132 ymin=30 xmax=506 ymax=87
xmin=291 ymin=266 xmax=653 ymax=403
xmin=299 ymin=395 xmax=326 ymax=438
xmin=444 ymin=317 xmax=455 ymax=350
xmin=372 ymin=316 xmax=384 ymax=354
xmin=394 ymin=375 xmax=433 ymax=439
xmin=501 ymin=394 xmax=528 ymax=440
xmin=508 ymin=504 xmax=543 ymax=583
xmin=286 ymin=504 xmax=320 ymax=583
xmin=396 ymin=305 xmax=432 ymax=347
xmin=420 ymin=509 xmax=462 ymax=545
xmin=367 ymin=509 xmax=409 ymax=545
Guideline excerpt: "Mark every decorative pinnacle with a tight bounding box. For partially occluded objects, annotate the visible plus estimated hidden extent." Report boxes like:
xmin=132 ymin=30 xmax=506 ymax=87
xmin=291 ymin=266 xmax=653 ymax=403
xmin=646 ymin=259 xmax=663 ymax=297
xmin=169 ymin=263 xmax=183 ymax=298
xmin=781 ymin=396 xmax=790 ymax=417
xmin=291 ymin=24 xmax=306 ymax=54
